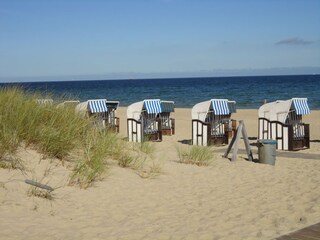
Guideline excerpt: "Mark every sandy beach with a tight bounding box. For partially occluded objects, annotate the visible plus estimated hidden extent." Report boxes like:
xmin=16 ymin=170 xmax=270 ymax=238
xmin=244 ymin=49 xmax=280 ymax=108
xmin=1 ymin=108 xmax=319 ymax=240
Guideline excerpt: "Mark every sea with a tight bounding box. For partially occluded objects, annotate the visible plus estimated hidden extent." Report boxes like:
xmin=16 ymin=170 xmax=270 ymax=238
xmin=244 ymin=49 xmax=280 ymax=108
xmin=1 ymin=74 xmax=319 ymax=109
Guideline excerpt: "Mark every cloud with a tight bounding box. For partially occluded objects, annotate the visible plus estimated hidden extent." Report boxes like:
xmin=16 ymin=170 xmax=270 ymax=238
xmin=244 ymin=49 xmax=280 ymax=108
xmin=276 ymin=37 xmax=313 ymax=45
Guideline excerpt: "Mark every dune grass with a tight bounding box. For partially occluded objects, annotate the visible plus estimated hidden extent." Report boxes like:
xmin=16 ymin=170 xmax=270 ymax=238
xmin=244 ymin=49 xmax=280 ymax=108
xmin=69 ymin=129 xmax=119 ymax=188
xmin=0 ymin=87 xmax=163 ymax=187
xmin=0 ymin=87 xmax=121 ymax=187
xmin=176 ymin=145 xmax=215 ymax=166
xmin=0 ymin=87 xmax=89 ymax=159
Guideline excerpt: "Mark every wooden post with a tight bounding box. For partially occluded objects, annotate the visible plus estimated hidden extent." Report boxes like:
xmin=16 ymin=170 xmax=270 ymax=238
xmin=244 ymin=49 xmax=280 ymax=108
xmin=223 ymin=120 xmax=253 ymax=162
xmin=231 ymin=122 xmax=242 ymax=162
xmin=241 ymin=121 xmax=253 ymax=162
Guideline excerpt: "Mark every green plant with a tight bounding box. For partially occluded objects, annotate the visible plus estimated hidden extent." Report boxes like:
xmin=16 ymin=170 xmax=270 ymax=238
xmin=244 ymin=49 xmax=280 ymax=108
xmin=176 ymin=145 xmax=215 ymax=166
xmin=117 ymin=150 xmax=146 ymax=170
xmin=0 ymin=87 xmax=91 ymax=160
xmin=69 ymin=129 xmax=114 ymax=188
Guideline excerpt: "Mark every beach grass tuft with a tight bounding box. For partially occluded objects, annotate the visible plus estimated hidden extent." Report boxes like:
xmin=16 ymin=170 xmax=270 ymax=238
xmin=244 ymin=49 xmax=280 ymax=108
xmin=176 ymin=145 xmax=215 ymax=166
xmin=69 ymin=129 xmax=114 ymax=188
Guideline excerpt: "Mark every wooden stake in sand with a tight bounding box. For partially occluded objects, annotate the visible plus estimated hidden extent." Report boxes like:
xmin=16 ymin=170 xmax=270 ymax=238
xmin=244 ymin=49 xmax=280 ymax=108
xmin=223 ymin=120 xmax=253 ymax=162
xmin=24 ymin=179 xmax=54 ymax=192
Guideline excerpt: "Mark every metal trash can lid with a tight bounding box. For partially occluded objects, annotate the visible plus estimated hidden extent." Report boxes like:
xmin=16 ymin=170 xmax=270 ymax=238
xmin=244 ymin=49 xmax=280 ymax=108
xmin=257 ymin=139 xmax=277 ymax=145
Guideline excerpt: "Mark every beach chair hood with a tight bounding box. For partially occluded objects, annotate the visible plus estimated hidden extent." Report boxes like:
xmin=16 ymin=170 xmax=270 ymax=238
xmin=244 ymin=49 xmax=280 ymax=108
xmin=106 ymin=101 xmax=119 ymax=110
xmin=192 ymin=99 xmax=231 ymax=121
xmin=75 ymin=99 xmax=109 ymax=115
xmin=143 ymin=99 xmax=162 ymax=114
xmin=127 ymin=99 xmax=163 ymax=120
xmin=127 ymin=101 xmax=144 ymax=120
xmin=87 ymin=99 xmax=108 ymax=113
xmin=160 ymin=101 xmax=175 ymax=113
xmin=258 ymin=98 xmax=310 ymax=123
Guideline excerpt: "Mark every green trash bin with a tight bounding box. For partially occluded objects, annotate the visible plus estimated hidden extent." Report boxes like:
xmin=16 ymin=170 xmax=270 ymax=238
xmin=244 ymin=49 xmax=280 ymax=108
xmin=257 ymin=139 xmax=277 ymax=165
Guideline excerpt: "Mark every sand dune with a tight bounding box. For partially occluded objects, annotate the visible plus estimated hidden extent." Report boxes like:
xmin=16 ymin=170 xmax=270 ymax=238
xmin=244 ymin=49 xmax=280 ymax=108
xmin=1 ymin=108 xmax=319 ymax=240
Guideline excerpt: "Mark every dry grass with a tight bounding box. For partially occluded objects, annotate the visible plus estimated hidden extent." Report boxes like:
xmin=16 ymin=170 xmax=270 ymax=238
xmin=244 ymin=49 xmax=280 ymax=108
xmin=176 ymin=145 xmax=215 ymax=166
xmin=27 ymin=186 xmax=55 ymax=200
xmin=137 ymin=159 xmax=163 ymax=179
xmin=0 ymin=155 xmax=25 ymax=170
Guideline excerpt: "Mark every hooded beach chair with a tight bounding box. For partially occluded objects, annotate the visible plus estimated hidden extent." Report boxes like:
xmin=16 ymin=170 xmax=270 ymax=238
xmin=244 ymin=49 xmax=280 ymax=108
xmin=127 ymin=99 xmax=163 ymax=142
xmin=192 ymin=99 xmax=237 ymax=146
xmin=75 ymin=99 xmax=120 ymax=132
xmin=258 ymin=98 xmax=310 ymax=151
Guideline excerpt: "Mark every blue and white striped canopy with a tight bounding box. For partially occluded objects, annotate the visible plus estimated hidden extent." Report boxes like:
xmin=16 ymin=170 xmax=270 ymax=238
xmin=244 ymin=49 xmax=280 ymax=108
xmin=292 ymin=98 xmax=310 ymax=115
xmin=211 ymin=99 xmax=230 ymax=115
xmin=144 ymin=99 xmax=162 ymax=114
xmin=88 ymin=99 xmax=108 ymax=113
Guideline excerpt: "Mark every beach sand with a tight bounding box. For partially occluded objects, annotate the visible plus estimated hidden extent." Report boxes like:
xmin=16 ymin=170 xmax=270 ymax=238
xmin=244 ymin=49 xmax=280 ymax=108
xmin=0 ymin=108 xmax=319 ymax=240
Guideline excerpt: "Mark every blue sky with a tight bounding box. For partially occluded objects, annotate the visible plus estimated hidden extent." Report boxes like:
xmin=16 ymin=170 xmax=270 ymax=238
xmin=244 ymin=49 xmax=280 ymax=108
xmin=0 ymin=0 xmax=320 ymax=82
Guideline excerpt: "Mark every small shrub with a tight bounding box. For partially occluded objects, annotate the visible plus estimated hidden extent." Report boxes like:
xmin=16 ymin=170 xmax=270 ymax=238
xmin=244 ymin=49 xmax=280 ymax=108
xmin=176 ymin=145 xmax=215 ymax=166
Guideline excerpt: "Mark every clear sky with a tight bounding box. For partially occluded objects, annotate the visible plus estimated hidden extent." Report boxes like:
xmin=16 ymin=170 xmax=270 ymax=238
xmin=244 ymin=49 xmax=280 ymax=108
xmin=1 ymin=0 xmax=320 ymax=82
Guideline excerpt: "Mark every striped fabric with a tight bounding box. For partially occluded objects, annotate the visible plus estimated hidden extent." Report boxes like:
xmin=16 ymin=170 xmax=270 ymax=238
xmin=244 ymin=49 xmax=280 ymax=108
xmin=144 ymin=99 xmax=162 ymax=114
xmin=36 ymin=99 xmax=53 ymax=105
xmin=161 ymin=101 xmax=174 ymax=113
xmin=292 ymin=98 xmax=310 ymax=115
xmin=88 ymin=99 xmax=108 ymax=113
xmin=211 ymin=99 xmax=230 ymax=115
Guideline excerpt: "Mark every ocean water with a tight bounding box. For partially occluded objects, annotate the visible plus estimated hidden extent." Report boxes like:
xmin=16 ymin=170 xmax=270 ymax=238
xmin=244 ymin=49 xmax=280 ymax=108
xmin=1 ymin=75 xmax=320 ymax=109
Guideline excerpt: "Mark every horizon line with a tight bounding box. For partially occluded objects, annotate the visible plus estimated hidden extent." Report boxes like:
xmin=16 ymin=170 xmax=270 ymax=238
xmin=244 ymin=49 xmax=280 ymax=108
xmin=1 ymin=72 xmax=320 ymax=84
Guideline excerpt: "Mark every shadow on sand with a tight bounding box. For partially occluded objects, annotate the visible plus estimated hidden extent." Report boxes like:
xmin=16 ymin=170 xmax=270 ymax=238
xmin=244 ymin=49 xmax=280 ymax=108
xmin=178 ymin=139 xmax=192 ymax=145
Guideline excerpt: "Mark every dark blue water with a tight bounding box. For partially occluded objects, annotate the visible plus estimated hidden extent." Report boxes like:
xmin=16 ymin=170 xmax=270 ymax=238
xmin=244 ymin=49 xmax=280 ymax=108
xmin=1 ymin=75 xmax=319 ymax=109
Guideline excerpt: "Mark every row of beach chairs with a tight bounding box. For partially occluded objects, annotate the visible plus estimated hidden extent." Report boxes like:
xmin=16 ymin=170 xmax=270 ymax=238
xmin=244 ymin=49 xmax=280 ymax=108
xmin=37 ymin=97 xmax=311 ymax=151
